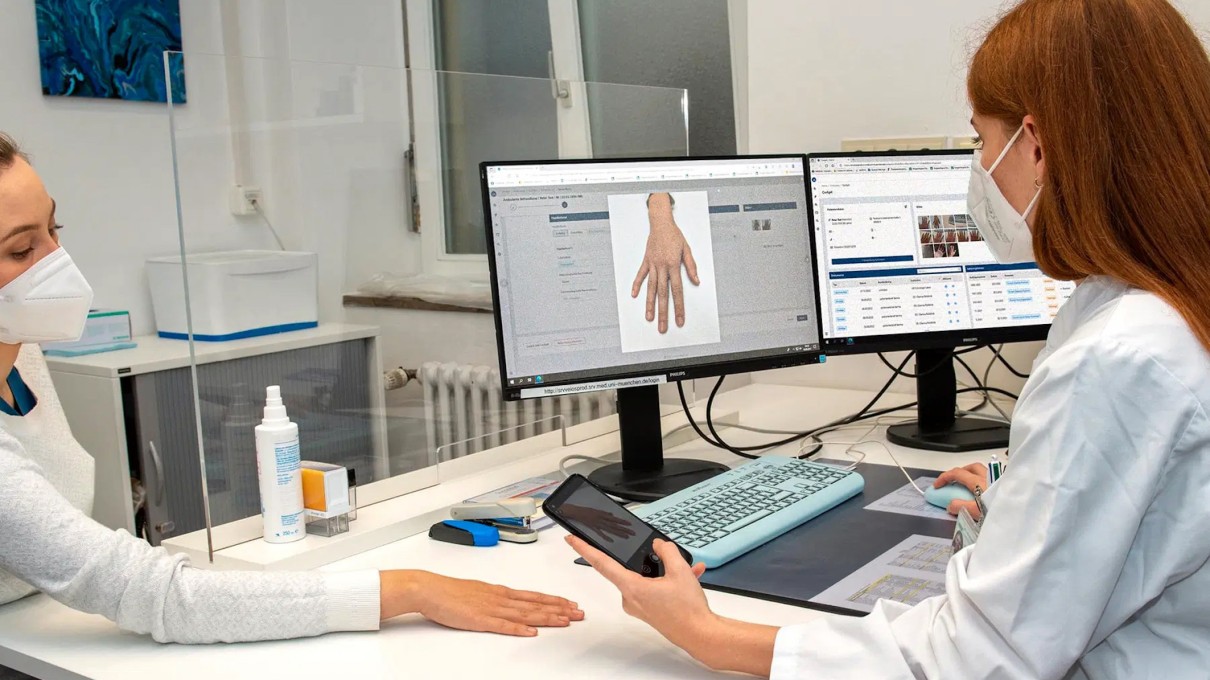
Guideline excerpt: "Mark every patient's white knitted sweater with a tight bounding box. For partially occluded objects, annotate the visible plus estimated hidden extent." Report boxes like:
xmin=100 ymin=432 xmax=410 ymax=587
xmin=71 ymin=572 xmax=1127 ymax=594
xmin=0 ymin=345 xmax=380 ymax=643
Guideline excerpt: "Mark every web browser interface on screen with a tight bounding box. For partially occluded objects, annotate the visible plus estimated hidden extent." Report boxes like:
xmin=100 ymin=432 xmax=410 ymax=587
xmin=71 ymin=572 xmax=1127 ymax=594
xmin=486 ymin=157 xmax=821 ymax=395
xmin=807 ymin=152 xmax=1075 ymax=347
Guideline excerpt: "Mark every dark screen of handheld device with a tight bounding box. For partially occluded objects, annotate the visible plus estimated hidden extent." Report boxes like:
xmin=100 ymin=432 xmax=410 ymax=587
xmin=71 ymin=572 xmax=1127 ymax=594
xmin=549 ymin=477 xmax=678 ymax=576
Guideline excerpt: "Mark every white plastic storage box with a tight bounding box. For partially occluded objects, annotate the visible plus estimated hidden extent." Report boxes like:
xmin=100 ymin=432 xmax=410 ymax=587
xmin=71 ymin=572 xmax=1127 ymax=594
xmin=146 ymin=250 xmax=318 ymax=341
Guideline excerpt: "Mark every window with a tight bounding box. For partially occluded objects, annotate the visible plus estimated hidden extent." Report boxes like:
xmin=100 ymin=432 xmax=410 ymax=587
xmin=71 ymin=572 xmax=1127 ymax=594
xmin=407 ymin=0 xmax=736 ymax=275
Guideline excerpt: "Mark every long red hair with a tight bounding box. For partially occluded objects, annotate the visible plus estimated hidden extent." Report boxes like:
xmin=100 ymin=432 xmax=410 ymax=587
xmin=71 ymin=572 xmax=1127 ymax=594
xmin=970 ymin=0 xmax=1210 ymax=349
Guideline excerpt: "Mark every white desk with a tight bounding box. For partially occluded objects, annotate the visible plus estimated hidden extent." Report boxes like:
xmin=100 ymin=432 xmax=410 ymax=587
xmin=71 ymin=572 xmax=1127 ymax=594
xmin=0 ymin=384 xmax=991 ymax=679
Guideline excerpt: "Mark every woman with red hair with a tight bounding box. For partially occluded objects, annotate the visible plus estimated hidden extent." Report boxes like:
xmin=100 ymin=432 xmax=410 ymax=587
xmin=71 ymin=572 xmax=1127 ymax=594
xmin=570 ymin=0 xmax=1210 ymax=677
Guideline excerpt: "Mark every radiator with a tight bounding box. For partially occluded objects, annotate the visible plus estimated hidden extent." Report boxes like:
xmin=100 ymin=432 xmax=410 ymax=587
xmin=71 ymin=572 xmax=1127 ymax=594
xmin=418 ymin=362 xmax=615 ymax=460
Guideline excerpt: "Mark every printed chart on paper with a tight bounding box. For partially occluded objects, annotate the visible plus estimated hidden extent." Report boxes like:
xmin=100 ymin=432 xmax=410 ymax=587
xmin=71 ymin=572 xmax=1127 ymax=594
xmin=812 ymin=535 xmax=954 ymax=613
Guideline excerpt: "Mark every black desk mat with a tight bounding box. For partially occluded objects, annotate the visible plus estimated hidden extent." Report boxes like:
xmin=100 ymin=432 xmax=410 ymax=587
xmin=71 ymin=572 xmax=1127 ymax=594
xmin=697 ymin=462 xmax=955 ymax=617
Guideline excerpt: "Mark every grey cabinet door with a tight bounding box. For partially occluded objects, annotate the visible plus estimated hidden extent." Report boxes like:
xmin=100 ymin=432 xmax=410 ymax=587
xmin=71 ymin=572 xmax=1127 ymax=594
xmin=129 ymin=340 xmax=376 ymax=545
xmin=130 ymin=368 xmax=206 ymax=546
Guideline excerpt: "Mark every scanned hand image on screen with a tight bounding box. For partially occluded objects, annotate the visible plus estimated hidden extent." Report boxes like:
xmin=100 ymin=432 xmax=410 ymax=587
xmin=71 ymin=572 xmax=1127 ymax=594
xmin=609 ymin=191 xmax=722 ymax=353
xmin=483 ymin=157 xmax=820 ymax=387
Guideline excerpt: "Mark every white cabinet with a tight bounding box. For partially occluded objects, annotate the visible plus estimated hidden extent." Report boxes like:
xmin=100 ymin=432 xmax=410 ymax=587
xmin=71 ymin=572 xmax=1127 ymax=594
xmin=46 ymin=324 xmax=387 ymax=544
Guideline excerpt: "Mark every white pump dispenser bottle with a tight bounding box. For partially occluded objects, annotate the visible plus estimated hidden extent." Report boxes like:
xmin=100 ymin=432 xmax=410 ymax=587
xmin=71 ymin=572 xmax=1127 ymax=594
xmin=255 ymin=385 xmax=305 ymax=543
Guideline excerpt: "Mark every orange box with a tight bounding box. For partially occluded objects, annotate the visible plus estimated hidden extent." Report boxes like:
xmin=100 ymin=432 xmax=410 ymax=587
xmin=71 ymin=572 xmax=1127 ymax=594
xmin=301 ymin=462 xmax=350 ymax=516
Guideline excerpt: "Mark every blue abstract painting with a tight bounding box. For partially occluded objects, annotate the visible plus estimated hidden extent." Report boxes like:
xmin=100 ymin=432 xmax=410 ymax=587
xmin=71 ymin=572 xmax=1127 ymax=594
xmin=36 ymin=0 xmax=186 ymax=103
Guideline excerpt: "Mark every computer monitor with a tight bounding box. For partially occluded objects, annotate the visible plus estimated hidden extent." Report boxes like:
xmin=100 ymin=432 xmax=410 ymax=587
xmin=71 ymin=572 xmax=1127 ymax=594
xmin=807 ymin=149 xmax=1076 ymax=451
xmin=482 ymin=155 xmax=825 ymax=500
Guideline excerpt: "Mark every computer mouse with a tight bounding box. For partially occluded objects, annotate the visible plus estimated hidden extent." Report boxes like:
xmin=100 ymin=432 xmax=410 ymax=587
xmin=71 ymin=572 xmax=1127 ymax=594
xmin=924 ymin=483 xmax=976 ymax=510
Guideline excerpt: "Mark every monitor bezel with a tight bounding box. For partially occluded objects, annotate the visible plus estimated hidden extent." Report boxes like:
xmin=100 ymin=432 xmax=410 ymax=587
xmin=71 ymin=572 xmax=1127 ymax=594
xmin=481 ymin=154 xmax=826 ymax=401
xmin=806 ymin=148 xmax=1054 ymax=356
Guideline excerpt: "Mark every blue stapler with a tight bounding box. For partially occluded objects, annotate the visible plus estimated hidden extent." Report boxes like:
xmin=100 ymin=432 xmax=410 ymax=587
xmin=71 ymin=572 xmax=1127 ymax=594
xmin=428 ymin=520 xmax=499 ymax=547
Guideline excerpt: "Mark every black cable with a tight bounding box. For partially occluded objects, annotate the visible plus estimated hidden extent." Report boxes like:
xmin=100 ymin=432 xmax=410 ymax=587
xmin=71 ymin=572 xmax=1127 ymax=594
xmin=703 ymin=375 xmax=728 ymax=444
xmin=990 ymin=344 xmax=1030 ymax=379
xmin=826 ymin=351 xmax=914 ymax=426
xmin=810 ymin=383 xmax=1018 ymax=440
xmin=798 ymin=441 xmax=824 ymax=459
xmin=959 ymin=385 xmax=1019 ymax=401
xmin=798 ymin=434 xmax=825 ymax=459
xmin=799 ymin=384 xmax=1021 ymax=460
xmin=678 ymin=350 xmax=1021 ymax=457
xmin=954 ymin=354 xmax=985 ymax=394
xmin=878 ymin=351 xmax=939 ymax=379
xmin=974 ymin=348 xmax=998 ymax=414
xmin=879 ymin=345 xmax=993 ymax=380
xmin=677 ymin=380 xmax=739 ymax=450
xmin=677 ymin=379 xmax=763 ymax=458
xmin=879 ymin=348 xmax=1008 ymax=412
xmin=877 ymin=352 xmax=918 ymax=378
xmin=965 ymin=389 xmax=990 ymax=413
xmin=705 ymin=376 xmax=762 ymax=459
xmin=703 ymin=376 xmax=817 ymax=453
xmin=696 ymin=352 xmax=918 ymax=455
xmin=680 ymin=351 xmax=912 ymax=456
xmin=797 ymin=402 xmax=917 ymax=456
xmin=954 ymin=352 xmax=1001 ymax=416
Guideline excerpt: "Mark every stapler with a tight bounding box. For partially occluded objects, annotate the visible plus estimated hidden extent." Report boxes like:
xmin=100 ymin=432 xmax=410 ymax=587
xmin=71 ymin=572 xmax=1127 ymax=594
xmin=428 ymin=520 xmax=499 ymax=547
xmin=448 ymin=498 xmax=539 ymax=544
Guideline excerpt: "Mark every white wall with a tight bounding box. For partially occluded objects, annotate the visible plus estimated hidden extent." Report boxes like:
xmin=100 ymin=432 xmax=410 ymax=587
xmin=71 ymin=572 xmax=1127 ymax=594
xmin=741 ymin=0 xmax=1210 ymax=395
xmin=167 ymin=0 xmax=421 ymax=333
xmin=0 ymin=0 xmax=221 ymax=336
xmin=0 ymin=0 xmax=469 ymax=379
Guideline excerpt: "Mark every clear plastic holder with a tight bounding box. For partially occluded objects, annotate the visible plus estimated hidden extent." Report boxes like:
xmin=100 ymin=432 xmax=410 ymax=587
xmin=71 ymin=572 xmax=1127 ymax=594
xmin=434 ymin=414 xmax=599 ymax=486
xmin=435 ymin=415 xmax=573 ymax=463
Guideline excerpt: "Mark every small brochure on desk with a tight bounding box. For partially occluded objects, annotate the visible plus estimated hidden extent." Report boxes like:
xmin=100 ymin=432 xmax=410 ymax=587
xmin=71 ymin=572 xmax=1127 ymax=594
xmin=811 ymin=535 xmax=953 ymax=614
xmin=462 ymin=473 xmax=564 ymax=530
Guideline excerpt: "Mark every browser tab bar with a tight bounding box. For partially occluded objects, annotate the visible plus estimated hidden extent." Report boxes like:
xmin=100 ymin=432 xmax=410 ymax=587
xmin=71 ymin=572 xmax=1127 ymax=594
xmin=487 ymin=158 xmax=804 ymax=188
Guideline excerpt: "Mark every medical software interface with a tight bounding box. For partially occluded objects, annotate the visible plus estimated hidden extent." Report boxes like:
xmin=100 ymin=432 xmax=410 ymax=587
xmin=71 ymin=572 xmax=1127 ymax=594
xmin=808 ymin=153 xmax=1076 ymax=345
xmin=486 ymin=157 xmax=820 ymax=393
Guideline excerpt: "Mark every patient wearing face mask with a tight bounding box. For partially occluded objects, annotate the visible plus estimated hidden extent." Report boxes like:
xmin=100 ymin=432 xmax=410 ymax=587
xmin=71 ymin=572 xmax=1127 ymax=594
xmin=0 ymin=132 xmax=583 ymax=657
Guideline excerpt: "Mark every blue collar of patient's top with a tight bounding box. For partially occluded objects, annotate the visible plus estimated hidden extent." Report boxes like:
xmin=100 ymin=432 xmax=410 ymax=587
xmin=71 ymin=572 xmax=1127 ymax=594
xmin=0 ymin=367 xmax=38 ymax=417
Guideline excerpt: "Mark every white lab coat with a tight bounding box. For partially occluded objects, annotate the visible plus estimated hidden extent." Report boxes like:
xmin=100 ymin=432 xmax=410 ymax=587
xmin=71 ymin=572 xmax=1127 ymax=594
xmin=771 ymin=276 xmax=1210 ymax=679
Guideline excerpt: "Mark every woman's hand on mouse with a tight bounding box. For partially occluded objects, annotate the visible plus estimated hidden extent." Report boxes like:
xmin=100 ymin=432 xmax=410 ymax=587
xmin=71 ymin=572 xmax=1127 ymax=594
xmin=935 ymin=463 xmax=988 ymax=520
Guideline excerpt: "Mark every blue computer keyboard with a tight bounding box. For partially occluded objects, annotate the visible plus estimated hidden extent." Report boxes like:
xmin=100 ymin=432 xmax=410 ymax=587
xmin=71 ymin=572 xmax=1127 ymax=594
xmin=633 ymin=457 xmax=865 ymax=568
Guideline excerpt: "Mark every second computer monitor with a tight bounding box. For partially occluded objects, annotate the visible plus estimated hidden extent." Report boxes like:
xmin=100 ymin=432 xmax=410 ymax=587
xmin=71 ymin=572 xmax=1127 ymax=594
xmin=807 ymin=149 xmax=1076 ymax=451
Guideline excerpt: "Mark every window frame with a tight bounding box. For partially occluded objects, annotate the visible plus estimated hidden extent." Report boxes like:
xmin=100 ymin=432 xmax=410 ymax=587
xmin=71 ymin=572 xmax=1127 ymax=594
xmin=405 ymin=0 xmax=592 ymax=280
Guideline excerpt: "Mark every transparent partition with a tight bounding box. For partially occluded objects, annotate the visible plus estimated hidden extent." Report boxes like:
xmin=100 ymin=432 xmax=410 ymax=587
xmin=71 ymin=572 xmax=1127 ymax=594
xmin=160 ymin=51 xmax=688 ymax=559
xmin=409 ymin=71 xmax=690 ymax=255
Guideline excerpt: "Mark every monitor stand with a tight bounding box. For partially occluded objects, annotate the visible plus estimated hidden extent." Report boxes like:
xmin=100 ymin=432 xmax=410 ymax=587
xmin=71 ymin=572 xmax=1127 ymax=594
xmin=586 ymin=384 xmax=729 ymax=502
xmin=885 ymin=347 xmax=1010 ymax=453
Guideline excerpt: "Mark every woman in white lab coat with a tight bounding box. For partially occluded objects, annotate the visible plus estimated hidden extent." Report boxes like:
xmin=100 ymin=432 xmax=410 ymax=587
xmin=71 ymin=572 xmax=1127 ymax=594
xmin=569 ymin=0 xmax=1210 ymax=677
xmin=0 ymin=132 xmax=582 ymax=649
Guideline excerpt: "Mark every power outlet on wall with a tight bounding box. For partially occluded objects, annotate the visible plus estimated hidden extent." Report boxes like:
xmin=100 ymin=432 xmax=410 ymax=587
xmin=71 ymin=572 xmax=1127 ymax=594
xmin=229 ymin=184 xmax=263 ymax=216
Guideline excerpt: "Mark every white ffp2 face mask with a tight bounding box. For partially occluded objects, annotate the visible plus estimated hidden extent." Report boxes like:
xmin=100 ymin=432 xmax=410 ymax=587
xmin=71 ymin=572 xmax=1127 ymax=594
xmin=967 ymin=125 xmax=1041 ymax=264
xmin=0 ymin=247 xmax=94 ymax=344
